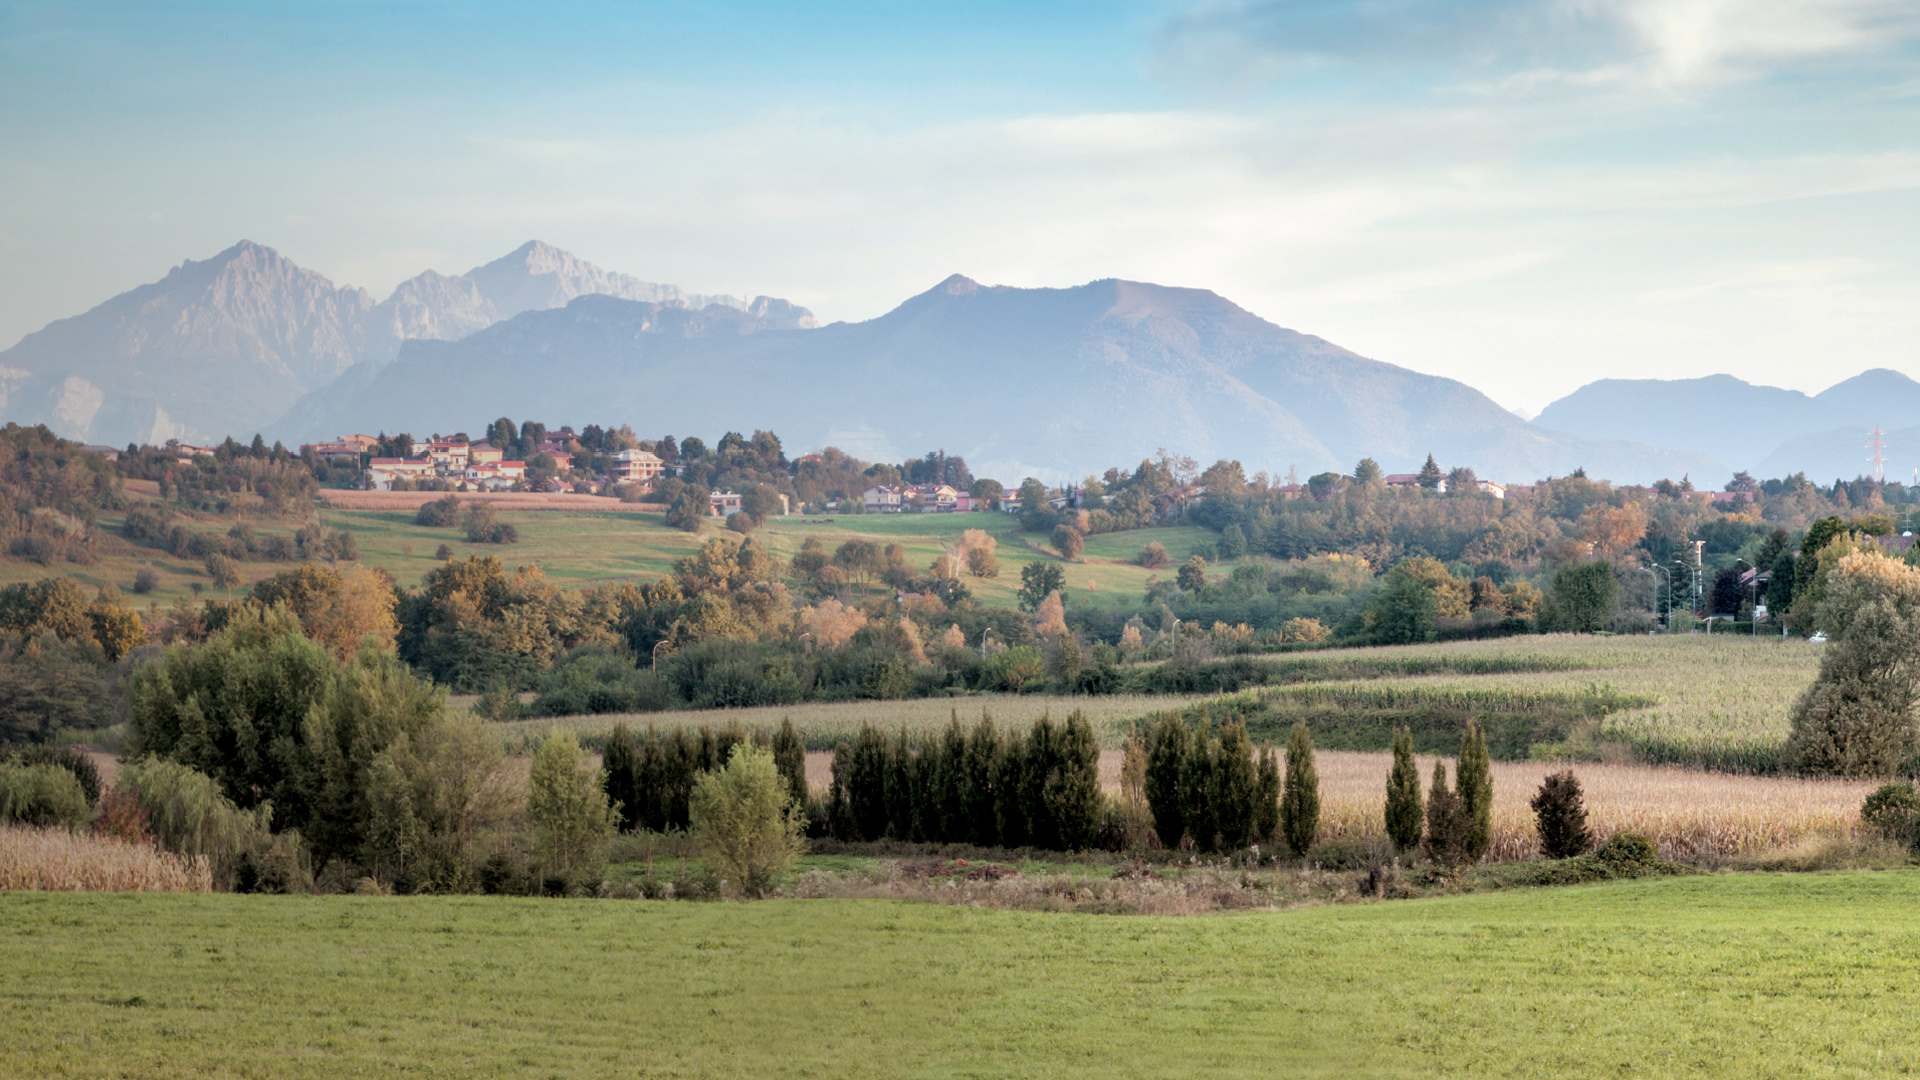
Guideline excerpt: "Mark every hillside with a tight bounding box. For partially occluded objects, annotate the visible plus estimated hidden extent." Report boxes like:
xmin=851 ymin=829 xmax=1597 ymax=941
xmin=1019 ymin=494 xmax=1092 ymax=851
xmin=0 ymin=240 xmax=809 ymax=447
xmin=277 ymin=274 xmax=1713 ymax=485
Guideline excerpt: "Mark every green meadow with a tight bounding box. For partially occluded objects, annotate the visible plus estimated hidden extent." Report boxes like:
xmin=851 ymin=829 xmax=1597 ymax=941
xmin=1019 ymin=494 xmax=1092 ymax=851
xmin=7 ymin=871 xmax=1920 ymax=1078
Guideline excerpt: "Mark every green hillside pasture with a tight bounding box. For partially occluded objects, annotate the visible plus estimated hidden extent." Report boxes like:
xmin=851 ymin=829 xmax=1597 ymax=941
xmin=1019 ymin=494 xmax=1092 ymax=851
xmin=9 ymin=872 xmax=1920 ymax=1077
xmin=494 ymin=693 xmax=1203 ymax=751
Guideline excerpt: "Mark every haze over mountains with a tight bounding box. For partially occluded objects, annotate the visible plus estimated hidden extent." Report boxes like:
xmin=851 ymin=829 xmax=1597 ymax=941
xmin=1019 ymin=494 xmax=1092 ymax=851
xmin=0 ymin=240 xmax=810 ymax=447
xmin=2 ymin=238 xmax=1914 ymax=486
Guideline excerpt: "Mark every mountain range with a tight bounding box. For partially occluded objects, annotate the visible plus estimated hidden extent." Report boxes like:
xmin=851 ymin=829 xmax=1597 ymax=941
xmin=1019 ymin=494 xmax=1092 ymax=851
xmin=2 ymin=238 xmax=1914 ymax=486
xmin=0 ymin=240 xmax=811 ymax=447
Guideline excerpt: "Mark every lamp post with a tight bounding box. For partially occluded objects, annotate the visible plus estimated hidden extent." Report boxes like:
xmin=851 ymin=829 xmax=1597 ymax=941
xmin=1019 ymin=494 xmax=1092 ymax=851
xmin=1643 ymin=564 xmax=1672 ymax=632
xmin=652 ymin=639 xmax=674 ymax=673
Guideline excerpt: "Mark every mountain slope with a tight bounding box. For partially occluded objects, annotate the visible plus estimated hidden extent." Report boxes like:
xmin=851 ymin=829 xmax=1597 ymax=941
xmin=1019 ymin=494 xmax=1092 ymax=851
xmin=0 ymin=241 xmax=373 ymax=445
xmin=0 ymin=240 xmax=812 ymax=445
xmin=1533 ymin=375 xmax=1838 ymax=471
xmin=276 ymin=274 xmax=1717 ymax=485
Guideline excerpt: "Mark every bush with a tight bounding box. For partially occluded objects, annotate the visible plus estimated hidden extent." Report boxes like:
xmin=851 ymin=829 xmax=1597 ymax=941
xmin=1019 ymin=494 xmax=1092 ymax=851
xmin=1595 ymin=830 xmax=1658 ymax=869
xmin=3 ymin=743 xmax=101 ymax=804
xmin=531 ymin=647 xmax=671 ymax=715
xmin=1422 ymin=760 xmax=1471 ymax=867
xmin=434 ymin=543 xmax=454 ymax=560
xmin=1787 ymin=552 xmax=1920 ymax=776
xmin=133 ymin=565 xmax=160 ymax=594
xmin=461 ymin=502 xmax=519 ymax=545
xmin=528 ymin=729 xmax=617 ymax=878
xmin=690 ymin=744 xmax=807 ymax=897
xmin=1384 ymin=726 xmax=1423 ymax=853
xmin=1862 ymin=783 xmax=1920 ymax=848
xmin=984 ymin=646 xmax=1046 ymax=692
xmin=119 ymin=757 xmax=276 ymax=890
xmin=416 ymin=494 xmax=463 ymax=527
xmin=0 ymin=762 xmax=90 ymax=828
xmin=1138 ymin=542 xmax=1171 ymax=569
xmin=1530 ymin=770 xmax=1593 ymax=858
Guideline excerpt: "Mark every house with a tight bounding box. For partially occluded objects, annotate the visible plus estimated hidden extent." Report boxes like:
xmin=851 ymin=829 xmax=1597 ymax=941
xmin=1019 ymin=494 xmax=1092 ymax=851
xmin=426 ymin=439 xmax=470 ymax=474
xmin=463 ymin=458 xmax=526 ymax=491
xmin=911 ymin=483 xmax=963 ymax=512
xmin=468 ymin=442 xmax=504 ymax=466
xmin=368 ymin=456 xmax=435 ymax=490
xmin=1476 ymin=480 xmax=1506 ymax=499
xmin=610 ymin=449 xmax=665 ymax=485
xmin=711 ymin=490 xmax=743 ymax=516
xmin=303 ymin=434 xmax=377 ymax=463
xmin=1384 ymin=473 xmax=1448 ymax=493
xmin=82 ymin=445 xmax=121 ymax=462
xmin=863 ymin=485 xmax=905 ymax=513
xmin=1710 ymin=491 xmax=1755 ymax=505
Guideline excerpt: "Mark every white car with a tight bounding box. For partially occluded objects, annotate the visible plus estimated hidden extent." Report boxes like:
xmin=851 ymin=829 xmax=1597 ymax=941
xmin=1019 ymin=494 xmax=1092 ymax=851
xmin=1809 ymin=632 xmax=1828 ymax=643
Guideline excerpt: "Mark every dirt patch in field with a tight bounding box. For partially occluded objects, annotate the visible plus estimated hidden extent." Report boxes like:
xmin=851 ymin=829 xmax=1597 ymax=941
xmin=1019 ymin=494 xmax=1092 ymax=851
xmin=318 ymin=491 xmax=664 ymax=512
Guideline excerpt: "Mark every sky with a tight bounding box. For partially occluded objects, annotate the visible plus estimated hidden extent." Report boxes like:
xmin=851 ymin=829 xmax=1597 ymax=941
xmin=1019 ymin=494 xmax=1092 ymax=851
xmin=3 ymin=0 xmax=1919 ymax=416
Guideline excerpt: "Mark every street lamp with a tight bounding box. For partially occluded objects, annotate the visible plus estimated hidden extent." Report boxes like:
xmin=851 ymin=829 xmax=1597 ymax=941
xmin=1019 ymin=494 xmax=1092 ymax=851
xmin=1643 ymin=564 xmax=1671 ymax=632
xmin=652 ymin=639 xmax=675 ymax=673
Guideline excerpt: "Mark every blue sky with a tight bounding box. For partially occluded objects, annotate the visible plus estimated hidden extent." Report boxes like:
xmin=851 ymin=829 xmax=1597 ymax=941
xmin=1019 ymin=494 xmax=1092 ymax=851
xmin=3 ymin=0 xmax=1919 ymax=413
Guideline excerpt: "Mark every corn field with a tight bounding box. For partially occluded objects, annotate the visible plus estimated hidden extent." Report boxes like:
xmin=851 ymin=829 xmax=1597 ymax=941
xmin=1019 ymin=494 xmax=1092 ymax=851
xmin=0 ymin=825 xmax=213 ymax=892
xmin=495 ymin=694 xmax=1200 ymax=751
xmin=1307 ymin=751 xmax=1872 ymax=861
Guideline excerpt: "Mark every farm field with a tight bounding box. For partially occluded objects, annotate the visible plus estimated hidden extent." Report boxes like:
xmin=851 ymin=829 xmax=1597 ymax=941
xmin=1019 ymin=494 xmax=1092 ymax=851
xmin=9 ymin=873 xmax=1920 ymax=1078
xmin=4 ymin=490 xmax=1215 ymax=611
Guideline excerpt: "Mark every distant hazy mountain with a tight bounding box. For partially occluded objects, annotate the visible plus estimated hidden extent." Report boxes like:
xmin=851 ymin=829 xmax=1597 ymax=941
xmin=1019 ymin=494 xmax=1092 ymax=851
xmin=277 ymin=273 xmax=1716 ymax=485
xmin=0 ymin=240 xmax=810 ymax=446
xmin=0 ymin=241 xmax=373 ymax=446
xmin=1536 ymin=368 xmax=1920 ymax=481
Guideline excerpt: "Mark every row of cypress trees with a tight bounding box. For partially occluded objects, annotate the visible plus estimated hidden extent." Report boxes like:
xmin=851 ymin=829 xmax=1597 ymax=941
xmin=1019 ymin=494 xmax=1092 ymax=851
xmin=1142 ymin=712 xmax=1322 ymax=854
xmin=1384 ymin=721 xmax=1494 ymax=864
xmin=824 ymin=711 xmax=1104 ymax=851
xmin=601 ymin=719 xmax=807 ymax=834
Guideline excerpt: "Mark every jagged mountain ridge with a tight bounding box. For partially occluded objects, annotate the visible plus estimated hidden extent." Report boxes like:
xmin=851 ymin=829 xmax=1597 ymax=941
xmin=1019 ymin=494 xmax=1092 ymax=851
xmin=0 ymin=240 xmax=810 ymax=446
xmin=275 ymin=273 xmax=1719 ymax=485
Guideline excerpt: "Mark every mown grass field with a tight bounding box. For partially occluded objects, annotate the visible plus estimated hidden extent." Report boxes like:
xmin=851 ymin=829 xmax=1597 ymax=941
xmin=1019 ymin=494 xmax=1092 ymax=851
xmin=9 ymin=872 xmax=1920 ymax=1078
xmin=6 ymin=489 xmax=1215 ymax=611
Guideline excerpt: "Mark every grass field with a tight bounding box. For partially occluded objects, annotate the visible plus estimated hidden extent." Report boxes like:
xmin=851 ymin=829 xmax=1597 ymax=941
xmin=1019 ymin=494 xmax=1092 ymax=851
xmin=9 ymin=872 xmax=1920 ymax=1077
xmin=1 ymin=491 xmax=1215 ymax=611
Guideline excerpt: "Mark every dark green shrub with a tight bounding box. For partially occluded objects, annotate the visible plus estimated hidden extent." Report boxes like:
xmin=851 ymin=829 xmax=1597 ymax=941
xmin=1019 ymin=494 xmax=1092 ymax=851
xmin=963 ymin=716 xmax=1001 ymax=847
xmin=1252 ymin=745 xmax=1280 ymax=846
xmin=416 ymin=494 xmax=463 ymax=527
xmin=4 ymin=743 xmax=101 ymax=805
xmin=771 ymin=718 xmax=807 ymax=812
xmin=603 ymin=724 xmax=639 ymax=832
xmin=1530 ymin=770 xmax=1594 ymax=858
xmin=532 ymin=646 xmax=670 ymax=715
xmin=1213 ymin=721 xmax=1258 ymax=849
xmin=1045 ymin=711 xmax=1102 ymax=851
xmin=0 ymin=761 xmax=89 ymax=827
xmin=1596 ymin=830 xmax=1659 ymax=869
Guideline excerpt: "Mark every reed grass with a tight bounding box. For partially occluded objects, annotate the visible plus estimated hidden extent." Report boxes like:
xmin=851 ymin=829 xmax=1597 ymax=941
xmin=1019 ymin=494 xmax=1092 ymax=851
xmin=0 ymin=825 xmax=212 ymax=892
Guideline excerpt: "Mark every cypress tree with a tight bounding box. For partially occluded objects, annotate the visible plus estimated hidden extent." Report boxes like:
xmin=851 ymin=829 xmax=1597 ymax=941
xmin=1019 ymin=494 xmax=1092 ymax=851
xmin=848 ymin=723 xmax=890 ymax=841
xmin=697 ymin=725 xmax=717 ymax=773
xmin=1214 ymin=721 xmax=1258 ymax=849
xmin=1530 ymin=770 xmax=1593 ymax=858
xmin=1423 ymin=759 xmax=1467 ymax=867
xmin=1280 ymin=722 xmax=1320 ymax=858
xmin=1180 ymin=732 xmax=1218 ymax=851
xmin=663 ymin=727 xmax=697 ymax=830
xmin=1045 ymin=710 xmax=1104 ymax=851
xmin=995 ymin=727 xmax=1029 ymax=847
xmin=770 ymin=717 xmax=808 ymax=812
xmin=909 ymin=735 xmax=937 ymax=842
xmin=1144 ymin=713 xmax=1188 ymax=849
xmin=1456 ymin=721 xmax=1493 ymax=863
xmin=885 ymin=726 xmax=915 ymax=840
xmin=1384 ymin=726 xmax=1424 ymax=854
xmin=1252 ymin=745 xmax=1281 ymax=846
xmin=828 ymin=739 xmax=856 ymax=840
xmin=1021 ymin=714 xmax=1059 ymax=850
xmin=938 ymin=713 xmax=969 ymax=843
xmin=964 ymin=714 xmax=1001 ymax=847
xmin=637 ymin=726 xmax=667 ymax=832
xmin=602 ymin=723 xmax=639 ymax=833
xmin=716 ymin=720 xmax=748 ymax=772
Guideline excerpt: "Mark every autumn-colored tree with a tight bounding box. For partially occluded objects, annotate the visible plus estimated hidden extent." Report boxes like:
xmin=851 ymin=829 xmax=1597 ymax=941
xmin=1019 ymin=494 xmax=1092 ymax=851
xmin=1034 ymin=590 xmax=1068 ymax=639
xmin=803 ymin=597 xmax=868 ymax=650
